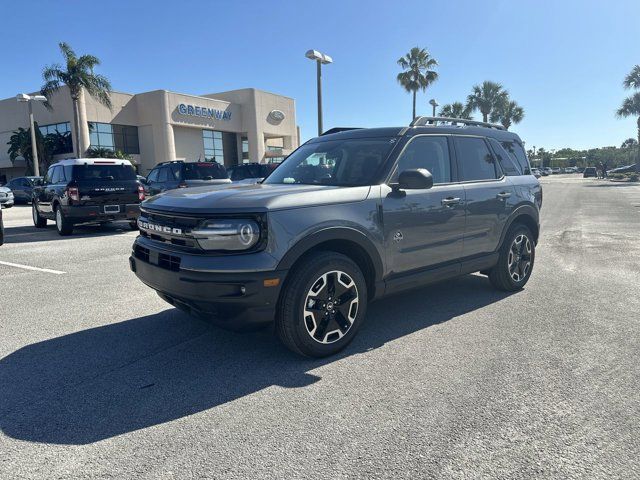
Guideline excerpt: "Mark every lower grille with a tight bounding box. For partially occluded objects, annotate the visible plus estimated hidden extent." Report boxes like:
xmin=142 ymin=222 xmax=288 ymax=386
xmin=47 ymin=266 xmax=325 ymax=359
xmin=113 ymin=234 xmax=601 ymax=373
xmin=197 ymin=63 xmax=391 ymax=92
xmin=134 ymin=244 xmax=181 ymax=272
xmin=134 ymin=245 xmax=150 ymax=262
xmin=158 ymin=253 xmax=181 ymax=272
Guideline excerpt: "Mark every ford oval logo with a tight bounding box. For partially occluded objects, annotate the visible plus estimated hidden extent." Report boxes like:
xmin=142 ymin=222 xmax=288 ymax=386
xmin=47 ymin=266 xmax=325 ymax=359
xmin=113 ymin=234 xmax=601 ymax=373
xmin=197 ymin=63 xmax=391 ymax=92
xmin=269 ymin=109 xmax=285 ymax=122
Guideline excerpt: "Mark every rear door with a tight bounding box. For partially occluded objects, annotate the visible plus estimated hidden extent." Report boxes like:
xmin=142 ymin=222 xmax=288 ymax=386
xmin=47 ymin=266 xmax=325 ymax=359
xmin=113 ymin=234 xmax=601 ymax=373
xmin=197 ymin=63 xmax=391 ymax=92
xmin=454 ymin=136 xmax=515 ymax=258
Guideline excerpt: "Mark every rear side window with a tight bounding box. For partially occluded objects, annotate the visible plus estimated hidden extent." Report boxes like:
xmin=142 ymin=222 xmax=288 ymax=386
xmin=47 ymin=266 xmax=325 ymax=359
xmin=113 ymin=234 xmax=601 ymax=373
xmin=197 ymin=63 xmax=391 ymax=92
xmin=183 ymin=162 xmax=228 ymax=180
xmin=71 ymin=164 xmax=137 ymax=181
xmin=50 ymin=166 xmax=64 ymax=184
xmin=170 ymin=163 xmax=182 ymax=181
xmin=501 ymin=141 xmax=530 ymax=175
xmin=455 ymin=137 xmax=499 ymax=181
xmin=488 ymin=138 xmax=521 ymax=176
xmin=147 ymin=169 xmax=159 ymax=182
xmin=395 ymin=136 xmax=451 ymax=184
xmin=157 ymin=167 xmax=169 ymax=183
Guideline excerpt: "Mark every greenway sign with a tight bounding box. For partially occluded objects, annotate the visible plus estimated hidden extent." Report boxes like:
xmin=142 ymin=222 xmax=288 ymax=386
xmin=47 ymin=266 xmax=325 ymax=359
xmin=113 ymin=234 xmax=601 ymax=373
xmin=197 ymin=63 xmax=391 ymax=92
xmin=177 ymin=103 xmax=232 ymax=121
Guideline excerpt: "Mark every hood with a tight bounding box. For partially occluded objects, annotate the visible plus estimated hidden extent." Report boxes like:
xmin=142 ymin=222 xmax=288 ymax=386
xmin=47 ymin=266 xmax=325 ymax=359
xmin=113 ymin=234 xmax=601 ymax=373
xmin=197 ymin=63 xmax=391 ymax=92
xmin=141 ymin=183 xmax=372 ymax=214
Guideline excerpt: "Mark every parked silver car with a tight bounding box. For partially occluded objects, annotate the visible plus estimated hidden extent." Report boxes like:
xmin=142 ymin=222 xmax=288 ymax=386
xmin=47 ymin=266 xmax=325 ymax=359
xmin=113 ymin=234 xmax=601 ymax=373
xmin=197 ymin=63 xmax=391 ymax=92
xmin=0 ymin=186 xmax=14 ymax=208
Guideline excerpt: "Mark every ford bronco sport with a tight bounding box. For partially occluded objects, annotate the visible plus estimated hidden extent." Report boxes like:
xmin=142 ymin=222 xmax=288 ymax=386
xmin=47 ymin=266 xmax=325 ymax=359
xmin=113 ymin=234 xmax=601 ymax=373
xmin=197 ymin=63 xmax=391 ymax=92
xmin=130 ymin=117 xmax=542 ymax=357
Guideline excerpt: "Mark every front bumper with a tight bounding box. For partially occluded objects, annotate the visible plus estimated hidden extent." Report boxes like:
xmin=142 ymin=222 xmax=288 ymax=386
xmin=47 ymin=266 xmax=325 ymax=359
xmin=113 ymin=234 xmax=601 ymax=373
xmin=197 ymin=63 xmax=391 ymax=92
xmin=62 ymin=204 xmax=140 ymax=222
xmin=0 ymin=197 xmax=14 ymax=208
xmin=129 ymin=237 xmax=287 ymax=329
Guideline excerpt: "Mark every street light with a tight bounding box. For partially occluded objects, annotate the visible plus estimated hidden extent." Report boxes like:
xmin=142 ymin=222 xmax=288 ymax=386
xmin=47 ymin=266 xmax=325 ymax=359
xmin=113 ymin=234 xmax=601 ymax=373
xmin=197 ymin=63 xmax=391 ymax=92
xmin=429 ymin=98 xmax=439 ymax=117
xmin=17 ymin=93 xmax=48 ymax=177
xmin=305 ymin=49 xmax=332 ymax=136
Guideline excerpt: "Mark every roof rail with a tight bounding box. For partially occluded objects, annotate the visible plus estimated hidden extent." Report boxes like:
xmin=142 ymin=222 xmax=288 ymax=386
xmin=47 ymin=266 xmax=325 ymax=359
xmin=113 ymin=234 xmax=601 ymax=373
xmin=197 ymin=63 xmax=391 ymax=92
xmin=320 ymin=127 xmax=363 ymax=136
xmin=410 ymin=116 xmax=505 ymax=130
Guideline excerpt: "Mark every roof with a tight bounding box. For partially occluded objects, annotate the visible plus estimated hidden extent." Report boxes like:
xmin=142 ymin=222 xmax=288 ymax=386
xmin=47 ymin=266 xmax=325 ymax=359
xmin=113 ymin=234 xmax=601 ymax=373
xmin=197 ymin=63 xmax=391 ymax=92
xmin=52 ymin=158 xmax=134 ymax=167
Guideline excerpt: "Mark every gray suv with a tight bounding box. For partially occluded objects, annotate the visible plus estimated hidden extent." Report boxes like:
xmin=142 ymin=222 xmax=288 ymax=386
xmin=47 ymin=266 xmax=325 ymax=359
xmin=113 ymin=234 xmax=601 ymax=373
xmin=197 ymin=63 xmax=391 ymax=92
xmin=130 ymin=117 xmax=542 ymax=357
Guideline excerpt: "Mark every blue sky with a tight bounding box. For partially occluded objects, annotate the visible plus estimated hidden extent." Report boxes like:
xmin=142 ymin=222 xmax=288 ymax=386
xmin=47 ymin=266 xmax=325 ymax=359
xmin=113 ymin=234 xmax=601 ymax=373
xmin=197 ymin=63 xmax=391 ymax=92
xmin=1 ymin=0 xmax=638 ymax=150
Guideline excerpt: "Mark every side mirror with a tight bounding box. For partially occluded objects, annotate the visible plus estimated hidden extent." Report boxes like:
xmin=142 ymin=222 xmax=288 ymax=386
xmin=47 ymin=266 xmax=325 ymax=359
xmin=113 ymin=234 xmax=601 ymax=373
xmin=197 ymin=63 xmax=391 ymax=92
xmin=397 ymin=168 xmax=433 ymax=190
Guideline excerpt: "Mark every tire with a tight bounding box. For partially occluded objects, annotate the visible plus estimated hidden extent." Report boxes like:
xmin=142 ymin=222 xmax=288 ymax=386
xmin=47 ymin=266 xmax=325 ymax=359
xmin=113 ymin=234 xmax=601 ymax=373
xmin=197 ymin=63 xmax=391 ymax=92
xmin=129 ymin=220 xmax=139 ymax=231
xmin=54 ymin=205 xmax=73 ymax=236
xmin=276 ymin=251 xmax=368 ymax=358
xmin=32 ymin=202 xmax=47 ymax=228
xmin=489 ymin=224 xmax=535 ymax=291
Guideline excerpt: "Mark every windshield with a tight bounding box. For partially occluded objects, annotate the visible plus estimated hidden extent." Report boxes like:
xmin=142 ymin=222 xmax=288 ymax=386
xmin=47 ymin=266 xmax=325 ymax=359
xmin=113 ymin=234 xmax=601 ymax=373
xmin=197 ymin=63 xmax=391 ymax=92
xmin=184 ymin=162 xmax=228 ymax=180
xmin=264 ymin=138 xmax=396 ymax=186
xmin=72 ymin=164 xmax=137 ymax=181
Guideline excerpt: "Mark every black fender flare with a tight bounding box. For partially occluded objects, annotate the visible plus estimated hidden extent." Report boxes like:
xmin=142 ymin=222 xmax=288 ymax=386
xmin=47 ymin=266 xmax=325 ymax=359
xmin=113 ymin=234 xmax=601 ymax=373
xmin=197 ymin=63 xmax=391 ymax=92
xmin=276 ymin=227 xmax=384 ymax=282
xmin=498 ymin=203 xmax=540 ymax=246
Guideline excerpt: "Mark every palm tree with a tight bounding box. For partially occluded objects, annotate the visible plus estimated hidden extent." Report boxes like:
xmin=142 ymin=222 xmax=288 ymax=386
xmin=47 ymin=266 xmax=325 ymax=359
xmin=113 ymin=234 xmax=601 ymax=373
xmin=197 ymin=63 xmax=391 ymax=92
xmin=439 ymin=102 xmax=472 ymax=119
xmin=490 ymin=99 xmax=525 ymax=130
xmin=397 ymin=47 xmax=438 ymax=121
xmin=7 ymin=123 xmax=53 ymax=175
xmin=623 ymin=65 xmax=640 ymax=90
xmin=40 ymin=42 xmax=112 ymax=157
xmin=466 ymin=81 xmax=509 ymax=123
xmin=617 ymin=65 xmax=640 ymax=170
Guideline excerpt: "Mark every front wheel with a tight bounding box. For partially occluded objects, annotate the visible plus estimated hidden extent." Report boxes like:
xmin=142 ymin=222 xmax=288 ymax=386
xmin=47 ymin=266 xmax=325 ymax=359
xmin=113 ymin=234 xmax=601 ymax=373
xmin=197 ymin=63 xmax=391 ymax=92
xmin=489 ymin=224 xmax=535 ymax=291
xmin=276 ymin=252 xmax=368 ymax=357
xmin=32 ymin=203 xmax=47 ymax=228
xmin=55 ymin=206 xmax=73 ymax=236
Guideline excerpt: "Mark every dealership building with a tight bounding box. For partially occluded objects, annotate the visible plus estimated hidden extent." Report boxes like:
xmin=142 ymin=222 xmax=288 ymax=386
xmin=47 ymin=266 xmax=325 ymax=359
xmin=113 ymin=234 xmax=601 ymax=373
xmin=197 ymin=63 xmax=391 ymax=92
xmin=0 ymin=86 xmax=299 ymax=181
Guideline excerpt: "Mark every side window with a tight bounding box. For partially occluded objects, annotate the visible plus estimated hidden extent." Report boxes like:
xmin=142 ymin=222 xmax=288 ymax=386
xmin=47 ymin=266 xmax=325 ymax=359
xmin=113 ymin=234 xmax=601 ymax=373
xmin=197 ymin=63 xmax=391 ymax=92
xmin=64 ymin=165 xmax=73 ymax=180
xmin=50 ymin=166 xmax=62 ymax=184
xmin=501 ymin=141 xmax=530 ymax=175
xmin=455 ymin=137 xmax=499 ymax=182
xmin=157 ymin=167 xmax=169 ymax=183
xmin=488 ymin=138 xmax=521 ymax=176
xmin=170 ymin=163 xmax=181 ymax=181
xmin=395 ymin=136 xmax=451 ymax=184
xmin=147 ymin=169 xmax=159 ymax=183
xmin=44 ymin=167 xmax=55 ymax=184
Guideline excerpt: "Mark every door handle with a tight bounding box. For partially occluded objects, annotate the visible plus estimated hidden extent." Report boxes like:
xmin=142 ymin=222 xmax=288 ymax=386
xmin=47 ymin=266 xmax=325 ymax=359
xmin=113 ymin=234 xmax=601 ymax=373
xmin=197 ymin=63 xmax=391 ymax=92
xmin=441 ymin=197 xmax=461 ymax=206
xmin=496 ymin=191 xmax=512 ymax=199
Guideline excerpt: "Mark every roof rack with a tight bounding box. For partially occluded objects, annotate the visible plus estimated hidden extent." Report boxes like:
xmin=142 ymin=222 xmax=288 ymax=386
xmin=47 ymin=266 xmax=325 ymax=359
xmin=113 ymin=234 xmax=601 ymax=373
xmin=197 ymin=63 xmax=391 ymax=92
xmin=410 ymin=116 xmax=505 ymax=130
xmin=320 ymin=127 xmax=363 ymax=136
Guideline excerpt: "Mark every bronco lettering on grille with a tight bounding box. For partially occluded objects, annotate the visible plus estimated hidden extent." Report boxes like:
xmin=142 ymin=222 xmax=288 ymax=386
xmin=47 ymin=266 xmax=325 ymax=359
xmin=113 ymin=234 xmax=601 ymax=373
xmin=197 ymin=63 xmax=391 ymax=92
xmin=137 ymin=220 xmax=183 ymax=235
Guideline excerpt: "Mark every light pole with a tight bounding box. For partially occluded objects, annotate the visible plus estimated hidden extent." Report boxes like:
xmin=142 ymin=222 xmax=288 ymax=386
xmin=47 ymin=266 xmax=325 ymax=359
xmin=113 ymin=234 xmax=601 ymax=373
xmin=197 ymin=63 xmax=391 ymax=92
xmin=429 ymin=98 xmax=439 ymax=117
xmin=17 ymin=93 xmax=47 ymax=177
xmin=305 ymin=49 xmax=332 ymax=136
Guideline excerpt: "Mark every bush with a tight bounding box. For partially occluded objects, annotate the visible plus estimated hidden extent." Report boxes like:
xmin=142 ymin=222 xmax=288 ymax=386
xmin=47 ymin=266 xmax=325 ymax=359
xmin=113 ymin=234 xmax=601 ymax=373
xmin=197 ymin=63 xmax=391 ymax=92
xmin=629 ymin=174 xmax=639 ymax=182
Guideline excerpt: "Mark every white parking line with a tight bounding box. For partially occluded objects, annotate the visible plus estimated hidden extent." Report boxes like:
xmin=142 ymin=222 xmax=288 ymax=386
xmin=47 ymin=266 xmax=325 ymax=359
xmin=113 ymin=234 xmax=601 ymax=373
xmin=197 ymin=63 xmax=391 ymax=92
xmin=0 ymin=260 xmax=66 ymax=275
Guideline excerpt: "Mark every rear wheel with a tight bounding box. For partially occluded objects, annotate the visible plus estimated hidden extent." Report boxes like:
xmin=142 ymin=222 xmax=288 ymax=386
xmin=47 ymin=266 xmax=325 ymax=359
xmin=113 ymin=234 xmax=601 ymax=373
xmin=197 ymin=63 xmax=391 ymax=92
xmin=489 ymin=224 xmax=535 ymax=291
xmin=32 ymin=203 xmax=47 ymax=228
xmin=276 ymin=252 xmax=368 ymax=357
xmin=55 ymin=206 xmax=73 ymax=236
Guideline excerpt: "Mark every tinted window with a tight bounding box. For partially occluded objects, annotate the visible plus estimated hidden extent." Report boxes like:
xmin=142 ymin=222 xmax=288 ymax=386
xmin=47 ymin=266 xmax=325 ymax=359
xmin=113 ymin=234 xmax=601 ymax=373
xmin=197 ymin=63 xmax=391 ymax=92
xmin=488 ymin=138 xmax=520 ymax=176
xmin=501 ymin=141 xmax=530 ymax=175
xmin=170 ymin=163 xmax=182 ymax=180
xmin=455 ymin=137 xmax=499 ymax=181
xmin=71 ymin=164 xmax=137 ymax=181
xmin=44 ymin=167 xmax=55 ymax=184
xmin=50 ymin=166 xmax=63 ymax=184
xmin=183 ymin=162 xmax=228 ymax=180
xmin=147 ymin=169 xmax=159 ymax=183
xmin=157 ymin=167 xmax=169 ymax=183
xmin=265 ymin=138 xmax=395 ymax=186
xmin=395 ymin=136 xmax=451 ymax=184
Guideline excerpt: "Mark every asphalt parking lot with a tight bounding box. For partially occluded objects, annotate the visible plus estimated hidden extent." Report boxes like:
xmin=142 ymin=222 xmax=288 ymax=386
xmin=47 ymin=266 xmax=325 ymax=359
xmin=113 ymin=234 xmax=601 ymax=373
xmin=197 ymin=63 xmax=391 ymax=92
xmin=1 ymin=175 xmax=639 ymax=479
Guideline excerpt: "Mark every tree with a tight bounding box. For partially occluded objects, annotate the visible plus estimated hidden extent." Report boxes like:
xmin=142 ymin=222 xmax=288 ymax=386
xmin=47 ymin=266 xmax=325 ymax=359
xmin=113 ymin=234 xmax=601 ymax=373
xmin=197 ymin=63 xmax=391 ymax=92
xmin=621 ymin=138 xmax=638 ymax=149
xmin=617 ymin=65 xmax=640 ymax=171
xmin=40 ymin=42 xmax=112 ymax=157
xmin=86 ymin=147 xmax=131 ymax=160
xmin=490 ymin=99 xmax=524 ymax=130
xmin=6 ymin=123 xmax=54 ymax=175
xmin=439 ymin=102 xmax=472 ymax=119
xmin=623 ymin=65 xmax=640 ymax=90
xmin=397 ymin=47 xmax=438 ymax=121
xmin=466 ymin=81 xmax=509 ymax=123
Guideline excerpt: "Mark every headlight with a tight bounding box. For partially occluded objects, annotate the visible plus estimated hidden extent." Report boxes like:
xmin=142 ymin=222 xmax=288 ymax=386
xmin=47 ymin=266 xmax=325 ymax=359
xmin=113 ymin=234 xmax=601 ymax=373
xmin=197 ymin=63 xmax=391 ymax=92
xmin=191 ymin=219 xmax=261 ymax=251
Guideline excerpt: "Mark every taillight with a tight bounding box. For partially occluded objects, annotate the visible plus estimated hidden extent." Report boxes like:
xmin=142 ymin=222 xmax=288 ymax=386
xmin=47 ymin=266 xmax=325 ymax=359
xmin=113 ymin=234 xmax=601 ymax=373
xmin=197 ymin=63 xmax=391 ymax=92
xmin=138 ymin=184 xmax=145 ymax=201
xmin=67 ymin=186 xmax=80 ymax=203
xmin=178 ymin=182 xmax=188 ymax=188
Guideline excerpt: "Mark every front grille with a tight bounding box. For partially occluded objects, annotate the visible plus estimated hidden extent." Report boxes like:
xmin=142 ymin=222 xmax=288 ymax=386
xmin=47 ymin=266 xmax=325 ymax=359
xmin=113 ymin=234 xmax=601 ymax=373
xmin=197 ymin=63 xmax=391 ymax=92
xmin=139 ymin=230 xmax=199 ymax=249
xmin=138 ymin=209 xmax=204 ymax=252
xmin=134 ymin=245 xmax=150 ymax=262
xmin=158 ymin=253 xmax=181 ymax=271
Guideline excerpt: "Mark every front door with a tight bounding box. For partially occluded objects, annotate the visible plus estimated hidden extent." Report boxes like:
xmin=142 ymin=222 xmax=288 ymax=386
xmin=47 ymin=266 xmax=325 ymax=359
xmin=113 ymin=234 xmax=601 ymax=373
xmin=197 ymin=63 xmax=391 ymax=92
xmin=382 ymin=135 xmax=466 ymax=276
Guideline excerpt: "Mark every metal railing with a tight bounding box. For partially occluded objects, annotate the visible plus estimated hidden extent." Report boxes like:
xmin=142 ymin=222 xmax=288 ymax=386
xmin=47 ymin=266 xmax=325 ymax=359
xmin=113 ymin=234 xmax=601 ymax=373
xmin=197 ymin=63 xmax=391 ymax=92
xmin=410 ymin=116 xmax=505 ymax=130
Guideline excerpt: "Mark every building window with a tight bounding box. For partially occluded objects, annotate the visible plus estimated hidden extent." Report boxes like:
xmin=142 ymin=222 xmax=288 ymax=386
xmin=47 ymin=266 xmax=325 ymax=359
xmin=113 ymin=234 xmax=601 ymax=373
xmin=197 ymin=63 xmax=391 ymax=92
xmin=39 ymin=122 xmax=73 ymax=155
xmin=241 ymin=136 xmax=249 ymax=162
xmin=88 ymin=122 xmax=140 ymax=154
xmin=203 ymin=130 xmax=224 ymax=162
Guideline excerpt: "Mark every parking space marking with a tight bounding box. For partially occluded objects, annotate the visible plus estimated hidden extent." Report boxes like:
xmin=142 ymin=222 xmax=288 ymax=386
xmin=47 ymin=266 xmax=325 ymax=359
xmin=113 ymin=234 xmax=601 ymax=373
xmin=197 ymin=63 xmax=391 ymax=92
xmin=0 ymin=260 xmax=66 ymax=275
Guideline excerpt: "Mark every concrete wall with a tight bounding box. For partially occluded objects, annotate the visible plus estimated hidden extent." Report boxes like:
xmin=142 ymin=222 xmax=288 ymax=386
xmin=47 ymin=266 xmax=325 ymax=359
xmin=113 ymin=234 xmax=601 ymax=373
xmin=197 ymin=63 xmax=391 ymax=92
xmin=174 ymin=126 xmax=205 ymax=162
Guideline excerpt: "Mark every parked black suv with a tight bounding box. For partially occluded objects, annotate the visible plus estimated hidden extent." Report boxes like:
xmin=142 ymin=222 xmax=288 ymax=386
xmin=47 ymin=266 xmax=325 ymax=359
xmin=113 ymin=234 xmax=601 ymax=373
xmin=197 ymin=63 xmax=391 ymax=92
xmin=144 ymin=160 xmax=230 ymax=196
xmin=131 ymin=117 xmax=542 ymax=357
xmin=227 ymin=162 xmax=280 ymax=183
xmin=32 ymin=158 xmax=144 ymax=235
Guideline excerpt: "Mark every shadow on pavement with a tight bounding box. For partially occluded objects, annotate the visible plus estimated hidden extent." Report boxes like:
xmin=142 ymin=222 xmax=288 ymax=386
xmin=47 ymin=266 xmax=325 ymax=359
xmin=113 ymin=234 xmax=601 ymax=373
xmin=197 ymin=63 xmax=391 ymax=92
xmin=0 ymin=274 xmax=514 ymax=445
xmin=2 ymin=222 xmax=136 ymax=244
